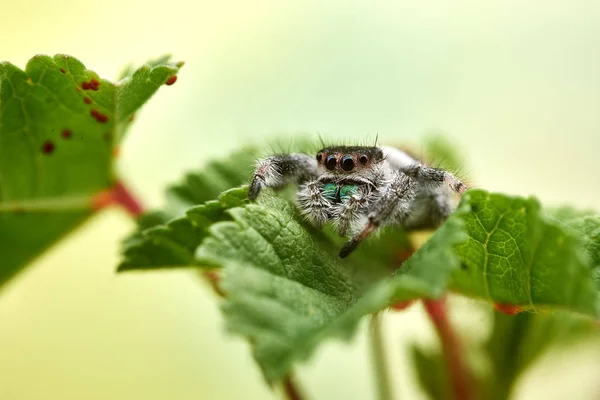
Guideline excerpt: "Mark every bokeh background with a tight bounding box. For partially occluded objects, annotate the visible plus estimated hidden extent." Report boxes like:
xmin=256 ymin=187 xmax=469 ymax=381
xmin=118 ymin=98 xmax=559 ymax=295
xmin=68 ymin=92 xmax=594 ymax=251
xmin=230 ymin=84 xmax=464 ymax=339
xmin=1 ymin=1 xmax=599 ymax=399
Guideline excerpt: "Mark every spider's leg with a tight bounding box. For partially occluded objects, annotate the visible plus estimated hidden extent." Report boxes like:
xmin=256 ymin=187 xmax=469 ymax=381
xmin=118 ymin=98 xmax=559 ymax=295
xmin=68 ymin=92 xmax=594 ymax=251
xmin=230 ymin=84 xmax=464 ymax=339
xmin=248 ymin=153 xmax=319 ymax=200
xmin=382 ymin=145 xmax=467 ymax=195
xmin=402 ymin=164 xmax=467 ymax=195
xmin=333 ymin=185 xmax=370 ymax=237
xmin=297 ymin=180 xmax=331 ymax=227
xmin=339 ymin=174 xmax=415 ymax=258
xmin=398 ymin=164 xmax=467 ymax=229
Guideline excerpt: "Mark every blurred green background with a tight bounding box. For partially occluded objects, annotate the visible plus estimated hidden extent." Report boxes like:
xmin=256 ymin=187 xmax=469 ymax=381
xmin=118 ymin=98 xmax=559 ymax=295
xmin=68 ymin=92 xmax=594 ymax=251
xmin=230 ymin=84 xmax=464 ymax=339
xmin=1 ymin=1 xmax=599 ymax=399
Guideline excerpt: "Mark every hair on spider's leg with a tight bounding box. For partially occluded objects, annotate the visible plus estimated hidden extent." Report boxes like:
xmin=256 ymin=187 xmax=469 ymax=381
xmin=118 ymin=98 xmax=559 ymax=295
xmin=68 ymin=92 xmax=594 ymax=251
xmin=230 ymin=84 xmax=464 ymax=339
xmin=403 ymin=164 xmax=467 ymax=195
xmin=339 ymin=174 xmax=414 ymax=258
xmin=297 ymin=180 xmax=331 ymax=227
xmin=333 ymin=189 xmax=369 ymax=237
xmin=248 ymin=153 xmax=319 ymax=200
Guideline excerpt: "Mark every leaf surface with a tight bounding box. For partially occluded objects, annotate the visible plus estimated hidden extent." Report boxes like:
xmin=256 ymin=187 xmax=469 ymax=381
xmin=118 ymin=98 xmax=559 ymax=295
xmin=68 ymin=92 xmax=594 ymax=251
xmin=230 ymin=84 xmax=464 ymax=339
xmin=450 ymin=190 xmax=600 ymax=317
xmin=195 ymin=189 xmax=466 ymax=382
xmin=0 ymin=54 xmax=180 ymax=286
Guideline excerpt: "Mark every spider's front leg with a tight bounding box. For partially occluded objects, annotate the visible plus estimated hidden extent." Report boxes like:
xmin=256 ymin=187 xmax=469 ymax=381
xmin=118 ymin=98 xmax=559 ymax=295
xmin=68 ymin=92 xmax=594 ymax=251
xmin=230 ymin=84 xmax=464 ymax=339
xmin=339 ymin=174 xmax=415 ymax=258
xmin=248 ymin=153 xmax=319 ymax=200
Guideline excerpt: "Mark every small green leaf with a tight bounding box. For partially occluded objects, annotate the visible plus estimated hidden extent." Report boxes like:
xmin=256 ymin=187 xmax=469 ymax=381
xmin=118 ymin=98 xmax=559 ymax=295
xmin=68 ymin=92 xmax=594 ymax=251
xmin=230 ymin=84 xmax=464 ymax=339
xmin=118 ymin=138 xmax=322 ymax=270
xmin=450 ymin=190 xmax=600 ymax=317
xmin=118 ymin=187 xmax=247 ymax=271
xmin=483 ymin=309 xmax=598 ymax=400
xmin=165 ymin=148 xmax=260 ymax=215
xmin=546 ymin=207 xmax=600 ymax=280
xmin=0 ymin=54 xmax=180 ymax=287
xmin=411 ymin=345 xmax=451 ymax=400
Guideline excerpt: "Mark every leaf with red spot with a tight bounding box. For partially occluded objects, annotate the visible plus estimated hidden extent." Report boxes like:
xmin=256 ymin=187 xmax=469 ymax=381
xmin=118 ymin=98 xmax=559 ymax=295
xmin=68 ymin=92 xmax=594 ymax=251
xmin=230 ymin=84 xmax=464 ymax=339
xmin=0 ymin=54 xmax=181 ymax=288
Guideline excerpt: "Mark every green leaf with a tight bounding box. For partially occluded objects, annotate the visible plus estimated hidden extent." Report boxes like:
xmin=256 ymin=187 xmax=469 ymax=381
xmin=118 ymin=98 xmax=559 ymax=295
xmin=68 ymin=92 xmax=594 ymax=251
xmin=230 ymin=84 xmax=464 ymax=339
xmin=421 ymin=134 xmax=466 ymax=174
xmin=450 ymin=190 xmax=600 ymax=317
xmin=195 ymin=190 xmax=466 ymax=383
xmin=117 ymin=148 xmax=260 ymax=270
xmin=546 ymin=207 xmax=600 ymax=280
xmin=118 ymin=187 xmax=247 ymax=271
xmin=165 ymin=148 xmax=260 ymax=215
xmin=118 ymin=138 xmax=323 ymax=271
xmin=0 ymin=54 xmax=180 ymax=287
xmin=411 ymin=345 xmax=451 ymax=400
xmin=483 ymin=309 xmax=598 ymax=400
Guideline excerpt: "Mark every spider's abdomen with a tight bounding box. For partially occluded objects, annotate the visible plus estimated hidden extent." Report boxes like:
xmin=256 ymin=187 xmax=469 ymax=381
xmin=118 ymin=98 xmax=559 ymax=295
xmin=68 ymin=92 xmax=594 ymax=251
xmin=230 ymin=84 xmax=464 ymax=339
xmin=322 ymin=183 xmax=358 ymax=204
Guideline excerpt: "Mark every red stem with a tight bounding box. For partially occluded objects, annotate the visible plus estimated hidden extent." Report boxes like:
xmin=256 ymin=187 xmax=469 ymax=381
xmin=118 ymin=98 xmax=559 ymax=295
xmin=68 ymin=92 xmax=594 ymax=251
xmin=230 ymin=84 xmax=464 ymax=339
xmin=423 ymin=297 xmax=472 ymax=400
xmin=92 ymin=180 xmax=145 ymax=216
xmin=283 ymin=375 xmax=305 ymax=400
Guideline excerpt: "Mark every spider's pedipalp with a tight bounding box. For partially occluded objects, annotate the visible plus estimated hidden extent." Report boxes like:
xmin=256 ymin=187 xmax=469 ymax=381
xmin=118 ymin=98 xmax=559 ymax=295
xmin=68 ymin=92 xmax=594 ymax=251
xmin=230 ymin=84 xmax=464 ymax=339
xmin=339 ymin=173 xmax=416 ymax=257
xmin=297 ymin=180 xmax=331 ymax=227
xmin=332 ymin=187 xmax=370 ymax=236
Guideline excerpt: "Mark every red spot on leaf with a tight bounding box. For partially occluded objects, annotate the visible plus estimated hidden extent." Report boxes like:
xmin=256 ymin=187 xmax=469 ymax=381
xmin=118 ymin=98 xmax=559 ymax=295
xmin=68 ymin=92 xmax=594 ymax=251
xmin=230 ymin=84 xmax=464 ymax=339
xmin=494 ymin=303 xmax=524 ymax=315
xmin=81 ymin=79 xmax=100 ymax=91
xmin=165 ymin=75 xmax=177 ymax=85
xmin=91 ymin=109 xmax=109 ymax=123
xmin=83 ymin=96 xmax=92 ymax=104
xmin=61 ymin=129 xmax=72 ymax=139
xmin=59 ymin=68 xmax=66 ymax=74
xmin=390 ymin=299 xmax=417 ymax=312
xmin=41 ymin=140 xmax=55 ymax=154
xmin=112 ymin=147 xmax=120 ymax=158
xmin=13 ymin=206 xmax=26 ymax=214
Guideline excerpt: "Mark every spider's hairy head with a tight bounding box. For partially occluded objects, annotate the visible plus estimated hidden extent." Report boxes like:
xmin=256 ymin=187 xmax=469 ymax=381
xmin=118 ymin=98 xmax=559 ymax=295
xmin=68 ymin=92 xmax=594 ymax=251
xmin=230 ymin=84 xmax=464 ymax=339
xmin=315 ymin=146 xmax=384 ymax=174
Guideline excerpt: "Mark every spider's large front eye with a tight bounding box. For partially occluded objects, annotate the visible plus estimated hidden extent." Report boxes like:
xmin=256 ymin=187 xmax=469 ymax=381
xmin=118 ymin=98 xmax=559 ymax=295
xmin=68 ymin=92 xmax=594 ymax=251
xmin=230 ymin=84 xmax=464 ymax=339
xmin=326 ymin=155 xmax=337 ymax=170
xmin=341 ymin=155 xmax=355 ymax=171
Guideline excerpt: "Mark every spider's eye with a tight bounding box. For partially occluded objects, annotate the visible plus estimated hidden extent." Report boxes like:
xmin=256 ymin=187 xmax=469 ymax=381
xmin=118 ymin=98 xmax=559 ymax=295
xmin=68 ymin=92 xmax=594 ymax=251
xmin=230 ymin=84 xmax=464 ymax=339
xmin=326 ymin=155 xmax=337 ymax=170
xmin=341 ymin=155 xmax=355 ymax=171
xmin=316 ymin=153 xmax=323 ymax=163
xmin=359 ymin=155 xmax=368 ymax=165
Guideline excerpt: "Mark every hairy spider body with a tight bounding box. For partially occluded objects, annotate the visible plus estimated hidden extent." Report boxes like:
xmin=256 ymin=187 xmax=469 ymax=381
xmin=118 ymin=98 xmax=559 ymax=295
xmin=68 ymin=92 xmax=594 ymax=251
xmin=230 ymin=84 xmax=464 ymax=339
xmin=248 ymin=144 xmax=467 ymax=258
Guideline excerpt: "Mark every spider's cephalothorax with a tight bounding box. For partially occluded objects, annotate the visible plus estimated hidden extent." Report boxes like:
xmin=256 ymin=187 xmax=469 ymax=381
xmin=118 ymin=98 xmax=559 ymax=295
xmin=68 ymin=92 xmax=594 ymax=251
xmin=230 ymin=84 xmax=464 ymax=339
xmin=248 ymin=144 xmax=467 ymax=258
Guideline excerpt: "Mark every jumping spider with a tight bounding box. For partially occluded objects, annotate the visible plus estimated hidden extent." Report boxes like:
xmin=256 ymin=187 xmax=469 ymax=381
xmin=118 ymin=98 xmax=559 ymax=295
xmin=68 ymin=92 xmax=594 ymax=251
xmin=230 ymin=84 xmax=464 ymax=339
xmin=248 ymin=144 xmax=467 ymax=258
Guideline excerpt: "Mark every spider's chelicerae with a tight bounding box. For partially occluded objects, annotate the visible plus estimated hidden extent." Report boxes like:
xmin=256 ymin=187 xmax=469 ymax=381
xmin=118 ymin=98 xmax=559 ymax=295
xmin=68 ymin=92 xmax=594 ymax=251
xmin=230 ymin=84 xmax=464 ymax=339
xmin=248 ymin=144 xmax=467 ymax=258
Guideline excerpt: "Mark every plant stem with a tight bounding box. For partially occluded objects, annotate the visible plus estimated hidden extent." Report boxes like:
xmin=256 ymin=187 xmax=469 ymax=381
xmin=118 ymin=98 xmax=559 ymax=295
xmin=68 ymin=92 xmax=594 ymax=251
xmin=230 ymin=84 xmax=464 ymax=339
xmin=282 ymin=375 xmax=305 ymax=400
xmin=423 ymin=297 xmax=472 ymax=400
xmin=369 ymin=312 xmax=395 ymax=400
xmin=92 ymin=180 xmax=145 ymax=216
